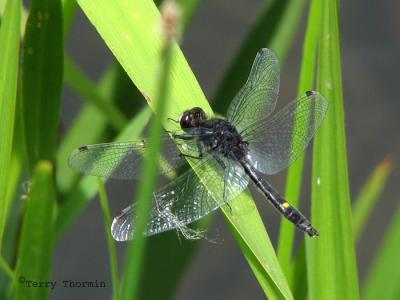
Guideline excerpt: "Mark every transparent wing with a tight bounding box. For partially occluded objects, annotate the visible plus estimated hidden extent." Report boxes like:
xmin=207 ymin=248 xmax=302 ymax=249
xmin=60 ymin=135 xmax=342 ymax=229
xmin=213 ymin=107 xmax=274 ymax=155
xmin=68 ymin=134 xmax=200 ymax=179
xmin=241 ymin=91 xmax=329 ymax=175
xmin=226 ymin=48 xmax=280 ymax=133
xmin=111 ymin=154 xmax=249 ymax=241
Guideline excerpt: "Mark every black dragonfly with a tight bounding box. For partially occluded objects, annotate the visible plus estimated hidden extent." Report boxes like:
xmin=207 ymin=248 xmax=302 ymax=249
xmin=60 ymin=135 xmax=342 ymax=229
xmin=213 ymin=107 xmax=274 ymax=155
xmin=69 ymin=48 xmax=328 ymax=241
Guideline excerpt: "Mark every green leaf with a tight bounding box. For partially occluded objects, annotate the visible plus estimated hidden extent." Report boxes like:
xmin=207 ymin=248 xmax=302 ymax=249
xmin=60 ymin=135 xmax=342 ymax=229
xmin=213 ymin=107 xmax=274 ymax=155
xmin=63 ymin=55 xmax=129 ymax=130
xmin=0 ymin=0 xmax=26 ymax=37
xmin=289 ymin=244 xmax=307 ymax=300
xmin=62 ymin=0 xmax=77 ymax=37
xmin=224 ymin=192 xmax=293 ymax=299
xmin=22 ymin=0 xmax=63 ymax=170
xmin=176 ymin=0 xmax=199 ymax=30
xmin=362 ymin=205 xmax=400 ymax=300
xmin=0 ymin=255 xmax=13 ymax=282
xmin=97 ymin=178 xmax=120 ymax=300
xmin=77 ymin=0 xmax=212 ymax=121
xmin=306 ymin=0 xmax=359 ymax=299
xmin=0 ymin=94 xmax=25 ymax=295
xmin=15 ymin=161 xmax=55 ymax=300
xmin=58 ymin=0 xmax=197 ymax=197
xmin=56 ymin=65 xmax=120 ymax=195
xmin=352 ymin=158 xmax=394 ymax=241
xmin=121 ymin=20 xmax=174 ymax=300
xmin=277 ymin=0 xmax=321 ymax=279
xmin=0 ymin=0 xmax=21 ymax=248
xmin=76 ymin=0 xmax=292 ymax=297
xmin=135 ymin=2 xmax=205 ymax=298
xmin=213 ymin=0 xmax=307 ymax=114
xmin=137 ymin=217 xmax=210 ymax=300
xmin=0 ymin=93 xmax=25 ymax=295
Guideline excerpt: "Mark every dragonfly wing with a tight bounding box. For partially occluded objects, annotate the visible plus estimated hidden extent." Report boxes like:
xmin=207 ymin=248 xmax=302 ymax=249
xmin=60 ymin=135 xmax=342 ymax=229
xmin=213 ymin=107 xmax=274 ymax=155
xmin=111 ymin=155 xmax=249 ymax=241
xmin=241 ymin=91 xmax=329 ymax=175
xmin=68 ymin=134 xmax=199 ymax=179
xmin=226 ymin=48 xmax=280 ymax=133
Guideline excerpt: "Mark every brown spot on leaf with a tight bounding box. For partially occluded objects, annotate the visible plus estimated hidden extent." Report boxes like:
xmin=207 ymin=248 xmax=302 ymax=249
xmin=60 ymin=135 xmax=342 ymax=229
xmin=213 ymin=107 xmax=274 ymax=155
xmin=143 ymin=92 xmax=151 ymax=103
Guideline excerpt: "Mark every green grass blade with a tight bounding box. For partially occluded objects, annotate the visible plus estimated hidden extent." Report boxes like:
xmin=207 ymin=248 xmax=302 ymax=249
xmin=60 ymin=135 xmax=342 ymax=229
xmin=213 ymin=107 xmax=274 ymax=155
xmin=0 ymin=0 xmax=26 ymax=37
xmin=223 ymin=191 xmax=293 ymax=299
xmin=267 ymin=0 xmax=307 ymax=62
xmin=58 ymin=0 xmax=197 ymax=195
xmin=176 ymin=0 xmax=199 ymax=29
xmin=54 ymin=106 xmax=152 ymax=241
xmin=277 ymin=0 xmax=321 ymax=278
xmin=0 ymin=0 xmax=21 ymax=249
xmin=137 ymin=217 xmax=210 ymax=300
xmin=76 ymin=0 xmax=211 ymax=120
xmin=97 ymin=178 xmax=120 ymax=300
xmin=64 ymin=55 xmax=129 ymax=130
xmin=56 ymin=65 xmax=120 ymax=194
xmin=289 ymin=244 xmax=307 ymax=300
xmin=213 ymin=0 xmax=307 ymax=114
xmin=62 ymin=0 xmax=77 ymax=37
xmin=21 ymin=0 xmax=63 ymax=171
xmin=121 ymin=13 xmax=173 ymax=299
xmin=0 ymin=256 xmax=14 ymax=282
xmin=0 ymin=192 xmax=24 ymax=299
xmin=0 ymin=93 xmax=25 ymax=295
xmin=362 ymin=205 xmax=400 ymax=300
xmin=76 ymin=0 xmax=292 ymax=297
xmin=352 ymin=158 xmax=394 ymax=241
xmin=4 ymin=97 xmax=25 ymax=218
xmin=14 ymin=161 xmax=55 ymax=300
xmin=60 ymin=0 xmax=196 ymax=182
xmin=135 ymin=2 xmax=211 ymax=298
xmin=306 ymin=0 xmax=359 ymax=299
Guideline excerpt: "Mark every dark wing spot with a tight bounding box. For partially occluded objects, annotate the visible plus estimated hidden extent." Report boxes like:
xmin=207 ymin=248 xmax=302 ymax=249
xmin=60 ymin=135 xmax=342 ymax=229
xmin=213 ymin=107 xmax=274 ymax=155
xmin=305 ymin=90 xmax=315 ymax=96
xmin=258 ymin=48 xmax=267 ymax=54
xmin=78 ymin=146 xmax=89 ymax=152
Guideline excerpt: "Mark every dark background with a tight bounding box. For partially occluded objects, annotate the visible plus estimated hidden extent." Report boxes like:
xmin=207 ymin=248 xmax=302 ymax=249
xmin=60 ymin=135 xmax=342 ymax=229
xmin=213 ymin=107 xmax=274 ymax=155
xmin=54 ymin=0 xmax=399 ymax=299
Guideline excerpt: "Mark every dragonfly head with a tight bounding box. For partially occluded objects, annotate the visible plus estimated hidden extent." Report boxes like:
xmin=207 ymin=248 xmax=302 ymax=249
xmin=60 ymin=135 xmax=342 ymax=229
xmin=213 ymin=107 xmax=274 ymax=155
xmin=179 ymin=107 xmax=207 ymax=131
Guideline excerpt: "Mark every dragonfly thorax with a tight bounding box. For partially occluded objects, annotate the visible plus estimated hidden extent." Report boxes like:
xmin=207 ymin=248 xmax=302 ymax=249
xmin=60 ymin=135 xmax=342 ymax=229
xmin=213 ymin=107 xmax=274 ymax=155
xmin=201 ymin=118 xmax=248 ymax=160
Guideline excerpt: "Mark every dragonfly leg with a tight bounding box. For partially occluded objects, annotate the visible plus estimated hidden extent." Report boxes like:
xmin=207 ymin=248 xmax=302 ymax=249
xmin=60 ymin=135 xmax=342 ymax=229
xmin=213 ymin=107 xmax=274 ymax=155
xmin=167 ymin=117 xmax=179 ymax=124
xmin=179 ymin=153 xmax=202 ymax=160
xmin=225 ymin=202 xmax=233 ymax=214
xmin=171 ymin=133 xmax=196 ymax=140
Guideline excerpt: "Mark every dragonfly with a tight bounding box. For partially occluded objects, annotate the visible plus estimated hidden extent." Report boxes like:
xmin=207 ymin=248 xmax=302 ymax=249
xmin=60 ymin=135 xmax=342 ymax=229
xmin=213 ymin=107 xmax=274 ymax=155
xmin=69 ymin=48 xmax=328 ymax=241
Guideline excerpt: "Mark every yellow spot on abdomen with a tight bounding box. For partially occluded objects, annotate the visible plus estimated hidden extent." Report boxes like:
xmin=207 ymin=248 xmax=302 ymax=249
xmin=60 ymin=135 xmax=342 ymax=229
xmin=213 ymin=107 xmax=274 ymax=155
xmin=282 ymin=202 xmax=290 ymax=208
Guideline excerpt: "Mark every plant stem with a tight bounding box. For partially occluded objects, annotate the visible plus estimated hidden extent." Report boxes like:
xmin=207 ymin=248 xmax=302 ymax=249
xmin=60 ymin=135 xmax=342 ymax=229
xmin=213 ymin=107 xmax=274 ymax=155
xmin=97 ymin=178 xmax=120 ymax=300
xmin=120 ymin=6 xmax=175 ymax=299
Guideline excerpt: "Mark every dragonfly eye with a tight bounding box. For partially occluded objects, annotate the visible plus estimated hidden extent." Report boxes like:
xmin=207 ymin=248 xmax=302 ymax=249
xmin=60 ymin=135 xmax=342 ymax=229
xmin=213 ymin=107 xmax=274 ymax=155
xmin=179 ymin=111 xmax=191 ymax=129
xmin=179 ymin=107 xmax=206 ymax=130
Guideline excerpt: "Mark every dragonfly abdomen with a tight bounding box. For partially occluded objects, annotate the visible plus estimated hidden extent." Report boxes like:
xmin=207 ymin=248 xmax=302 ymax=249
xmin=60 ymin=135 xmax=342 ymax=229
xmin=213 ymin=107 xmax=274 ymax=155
xmin=240 ymin=159 xmax=319 ymax=237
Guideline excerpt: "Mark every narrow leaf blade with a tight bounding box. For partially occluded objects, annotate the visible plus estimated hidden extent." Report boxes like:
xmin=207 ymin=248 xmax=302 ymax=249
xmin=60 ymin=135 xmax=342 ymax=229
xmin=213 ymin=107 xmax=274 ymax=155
xmin=277 ymin=0 xmax=321 ymax=277
xmin=362 ymin=205 xmax=400 ymax=300
xmin=306 ymin=1 xmax=360 ymax=299
xmin=15 ymin=161 xmax=55 ymax=300
xmin=353 ymin=158 xmax=394 ymax=241
xmin=0 ymin=0 xmax=21 ymax=248
xmin=22 ymin=0 xmax=63 ymax=169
